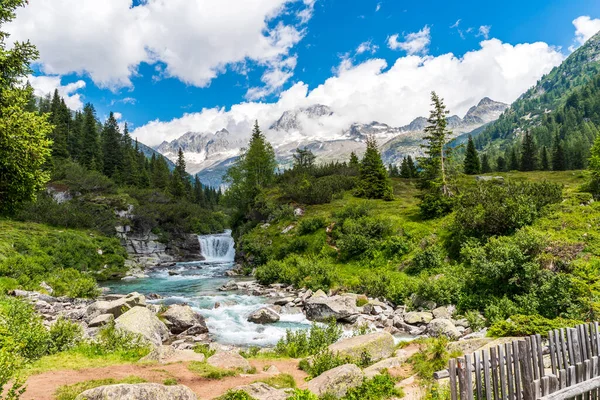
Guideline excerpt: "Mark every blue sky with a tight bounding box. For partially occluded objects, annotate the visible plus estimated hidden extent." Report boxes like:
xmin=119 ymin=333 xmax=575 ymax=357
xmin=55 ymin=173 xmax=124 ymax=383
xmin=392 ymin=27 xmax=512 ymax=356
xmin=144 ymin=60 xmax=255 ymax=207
xmin=7 ymin=0 xmax=600 ymax=146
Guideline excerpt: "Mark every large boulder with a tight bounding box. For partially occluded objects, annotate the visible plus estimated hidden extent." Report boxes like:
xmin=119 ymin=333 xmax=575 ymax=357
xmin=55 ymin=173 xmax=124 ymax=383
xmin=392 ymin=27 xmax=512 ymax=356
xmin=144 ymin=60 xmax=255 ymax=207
xmin=427 ymin=318 xmax=461 ymax=339
xmin=75 ymin=383 xmax=197 ymax=400
xmin=140 ymin=345 xmax=206 ymax=364
xmin=305 ymin=295 xmax=360 ymax=322
xmin=247 ymin=307 xmax=280 ymax=324
xmin=233 ymin=382 xmax=289 ymax=400
xmin=88 ymin=313 xmax=114 ymax=328
xmin=206 ymin=352 xmax=252 ymax=372
xmin=403 ymin=311 xmax=434 ymax=325
xmin=86 ymin=292 xmax=146 ymax=320
xmin=308 ymin=364 xmax=364 ymax=398
xmin=363 ymin=357 xmax=406 ymax=378
xmin=115 ymin=306 xmax=170 ymax=346
xmin=162 ymin=305 xmax=208 ymax=334
xmin=328 ymin=332 xmax=395 ymax=362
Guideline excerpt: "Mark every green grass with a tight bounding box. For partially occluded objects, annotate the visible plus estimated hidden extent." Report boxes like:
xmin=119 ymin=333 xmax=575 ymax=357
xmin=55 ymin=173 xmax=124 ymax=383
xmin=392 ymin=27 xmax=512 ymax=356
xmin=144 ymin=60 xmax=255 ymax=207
xmin=163 ymin=378 xmax=178 ymax=385
xmin=54 ymin=376 xmax=146 ymax=400
xmin=187 ymin=361 xmax=238 ymax=379
xmin=255 ymin=373 xmax=297 ymax=389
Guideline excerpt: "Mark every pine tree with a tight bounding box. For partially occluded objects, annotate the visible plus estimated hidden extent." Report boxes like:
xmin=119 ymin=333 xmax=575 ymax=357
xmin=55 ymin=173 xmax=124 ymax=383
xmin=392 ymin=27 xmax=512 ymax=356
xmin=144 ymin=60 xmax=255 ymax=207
xmin=400 ymin=157 xmax=414 ymax=178
xmin=101 ymin=112 xmax=123 ymax=178
xmin=48 ymin=89 xmax=70 ymax=159
xmin=520 ymin=131 xmax=537 ymax=171
xmin=588 ymin=133 xmax=600 ymax=196
xmin=552 ymin=135 xmax=566 ymax=171
xmin=293 ymin=147 xmax=316 ymax=171
xmin=463 ymin=135 xmax=481 ymax=175
xmin=420 ymin=91 xmax=452 ymax=195
xmin=509 ymin=148 xmax=520 ymax=171
xmin=151 ymin=154 xmax=170 ymax=190
xmin=540 ymin=146 xmax=550 ymax=171
xmin=496 ymin=156 xmax=507 ymax=172
xmin=193 ymin=176 xmax=206 ymax=206
xmin=355 ymin=136 xmax=393 ymax=200
xmin=481 ymin=154 xmax=491 ymax=173
xmin=407 ymin=155 xmax=418 ymax=177
xmin=171 ymin=148 xmax=189 ymax=198
xmin=80 ymin=103 xmax=101 ymax=170
xmin=349 ymin=151 xmax=360 ymax=171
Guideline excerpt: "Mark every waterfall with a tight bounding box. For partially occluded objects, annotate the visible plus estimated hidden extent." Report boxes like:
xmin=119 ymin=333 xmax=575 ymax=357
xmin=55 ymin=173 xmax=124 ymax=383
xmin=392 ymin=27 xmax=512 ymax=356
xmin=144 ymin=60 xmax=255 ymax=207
xmin=198 ymin=230 xmax=235 ymax=262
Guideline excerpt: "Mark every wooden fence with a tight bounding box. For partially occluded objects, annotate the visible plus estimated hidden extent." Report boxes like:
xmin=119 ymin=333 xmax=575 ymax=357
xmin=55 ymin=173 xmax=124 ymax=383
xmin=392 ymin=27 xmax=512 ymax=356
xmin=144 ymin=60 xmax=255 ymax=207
xmin=435 ymin=323 xmax=600 ymax=400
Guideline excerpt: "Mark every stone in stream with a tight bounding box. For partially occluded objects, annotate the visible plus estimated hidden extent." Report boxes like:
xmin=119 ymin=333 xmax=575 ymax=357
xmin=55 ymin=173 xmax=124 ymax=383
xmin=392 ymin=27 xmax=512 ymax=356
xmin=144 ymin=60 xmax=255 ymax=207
xmin=307 ymin=364 xmax=364 ymax=398
xmin=162 ymin=304 xmax=208 ymax=334
xmin=427 ymin=318 xmax=461 ymax=339
xmin=403 ymin=311 xmax=434 ymax=325
xmin=327 ymin=331 xmax=395 ymax=362
xmin=74 ymin=383 xmax=197 ymax=400
xmin=304 ymin=295 xmax=360 ymax=322
xmin=207 ymin=352 xmax=252 ymax=372
xmin=115 ymin=306 xmax=170 ymax=346
xmin=233 ymin=382 xmax=289 ymax=400
xmin=247 ymin=307 xmax=280 ymax=324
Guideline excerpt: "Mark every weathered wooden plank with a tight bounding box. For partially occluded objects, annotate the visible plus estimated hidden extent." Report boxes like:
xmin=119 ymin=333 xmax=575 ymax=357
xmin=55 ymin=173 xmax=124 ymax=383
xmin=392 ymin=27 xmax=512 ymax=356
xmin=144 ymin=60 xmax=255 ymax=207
xmin=539 ymin=375 xmax=600 ymax=400
xmin=514 ymin=341 xmax=523 ymax=400
xmin=465 ymin=354 xmax=474 ymax=400
xmin=492 ymin=346 xmax=500 ymax=400
xmin=559 ymin=369 xmax=567 ymax=390
xmin=541 ymin=376 xmax=549 ymax=396
xmin=519 ymin=340 xmax=535 ymax=400
xmin=561 ymin=329 xmax=570 ymax=369
xmin=585 ymin=324 xmax=593 ymax=361
xmin=530 ymin=336 xmax=539 ymax=380
xmin=484 ymin=349 xmax=493 ymax=400
xmin=554 ymin=330 xmax=564 ymax=371
xmin=458 ymin=358 xmax=468 ymax=400
xmin=572 ymin=328 xmax=583 ymax=365
xmin=548 ymin=374 xmax=559 ymax=395
xmin=536 ymin=334 xmax=545 ymax=379
xmin=595 ymin=322 xmax=600 ymax=358
xmin=577 ymin=362 xmax=585 ymax=384
xmin=581 ymin=324 xmax=589 ymax=362
xmin=534 ymin=379 xmax=542 ymax=399
xmin=499 ymin=345 xmax=507 ymax=400
xmin=569 ymin=366 xmax=576 ymax=387
xmin=450 ymin=358 xmax=458 ymax=400
xmin=475 ymin=351 xmax=483 ymax=400
xmin=549 ymin=331 xmax=557 ymax=375
xmin=506 ymin=343 xmax=515 ymax=400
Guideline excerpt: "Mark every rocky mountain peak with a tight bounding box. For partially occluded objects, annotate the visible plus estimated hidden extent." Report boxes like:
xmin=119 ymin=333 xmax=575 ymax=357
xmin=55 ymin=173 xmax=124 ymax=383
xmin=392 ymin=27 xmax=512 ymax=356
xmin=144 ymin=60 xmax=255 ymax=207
xmin=270 ymin=104 xmax=333 ymax=131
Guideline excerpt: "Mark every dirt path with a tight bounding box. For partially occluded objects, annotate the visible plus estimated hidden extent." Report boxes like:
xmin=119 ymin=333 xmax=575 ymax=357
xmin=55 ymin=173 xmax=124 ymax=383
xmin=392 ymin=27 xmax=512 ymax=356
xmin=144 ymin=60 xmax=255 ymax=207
xmin=23 ymin=359 xmax=308 ymax=400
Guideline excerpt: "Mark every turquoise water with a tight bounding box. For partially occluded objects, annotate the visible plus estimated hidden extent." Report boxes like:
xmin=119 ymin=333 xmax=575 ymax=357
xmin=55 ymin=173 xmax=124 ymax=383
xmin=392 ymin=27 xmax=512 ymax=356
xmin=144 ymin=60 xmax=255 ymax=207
xmin=106 ymin=244 xmax=312 ymax=346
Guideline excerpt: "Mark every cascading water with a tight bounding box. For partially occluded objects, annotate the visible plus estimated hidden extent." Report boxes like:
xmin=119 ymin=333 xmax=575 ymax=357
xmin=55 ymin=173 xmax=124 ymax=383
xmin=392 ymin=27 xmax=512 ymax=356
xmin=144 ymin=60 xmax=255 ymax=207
xmin=198 ymin=230 xmax=235 ymax=262
xmin=106 ymin=229 xmax=311 ymax=346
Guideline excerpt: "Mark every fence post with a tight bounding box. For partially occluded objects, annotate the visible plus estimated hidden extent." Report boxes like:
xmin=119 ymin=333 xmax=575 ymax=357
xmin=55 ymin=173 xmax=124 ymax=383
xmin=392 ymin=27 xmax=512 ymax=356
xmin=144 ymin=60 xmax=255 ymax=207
xmin=519 ymin=340 xmax=535 ymax=400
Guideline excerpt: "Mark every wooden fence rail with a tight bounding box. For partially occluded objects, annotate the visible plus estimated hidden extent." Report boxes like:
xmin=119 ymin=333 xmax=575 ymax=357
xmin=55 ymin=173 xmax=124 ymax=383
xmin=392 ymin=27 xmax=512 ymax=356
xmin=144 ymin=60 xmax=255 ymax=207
xmin=436 ymin=322 xmax=600 ymax=400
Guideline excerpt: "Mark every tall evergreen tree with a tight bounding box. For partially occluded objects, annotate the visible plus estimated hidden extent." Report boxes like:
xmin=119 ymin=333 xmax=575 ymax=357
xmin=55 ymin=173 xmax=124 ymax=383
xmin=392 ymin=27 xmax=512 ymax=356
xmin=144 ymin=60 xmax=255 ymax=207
xmin=48 ymin=89 xmax=70 ymax=159
xmin=151 ymin=153 xmax=171 ymax=190
xmin=496 ymin=155 xmax=507 ymax=172
xmin=292 ymin=147 xmax=316 ymax=171
xmin=481 ymin=154 xmax=492 ymax=173
xmin=349 ymin=151 xmax=360 ymax=171
xmin=355 ymin=136 xmax=393 ymax=200
xmin=193 ymin=176 xmax=206 ymax=207
xmin=101 ymin=112 xmax=123 ymax=178
xmin=171 ymin=148 xmax=189 ymax=198
xmin=407 ymin=155 xmax=418 ymax=177
xmin=400 ymin=156 xmax=415 ymax=178
xmin=463 ymin=135 xmax=481 ymax=175
xmin=588 ymin=133 xmax=600 ymax=196
xmin=509 ymin=148 xmax=520 ymax=171
xmin=79 ymin=103 xmax=101 ymax=170
xmin=520 ymin=131 xmax=537 ymax=171
xmin=540 ymin=146 xmax=550 ymax=171
xmin=552 ymin=135 xmax=566 ymax=171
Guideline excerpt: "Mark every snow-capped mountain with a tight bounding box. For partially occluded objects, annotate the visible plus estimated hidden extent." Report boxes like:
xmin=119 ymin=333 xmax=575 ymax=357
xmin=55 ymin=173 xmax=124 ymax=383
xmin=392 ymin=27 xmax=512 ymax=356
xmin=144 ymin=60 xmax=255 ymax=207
xmin=154 ymin=98 xmax=508 ymax=186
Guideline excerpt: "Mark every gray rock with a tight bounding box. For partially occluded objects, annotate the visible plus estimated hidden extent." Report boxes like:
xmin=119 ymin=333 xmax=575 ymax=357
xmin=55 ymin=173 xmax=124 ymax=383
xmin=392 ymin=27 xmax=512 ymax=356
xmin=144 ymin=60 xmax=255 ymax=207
xmin=233 ymin=382 xmax=288 ymax=400
xmin=140 ymin=345 xmax=206 ymax=364
xmin=305 ymin=295 xmax=360 ymax=322
xmin=88 ymin=313 xmax=114 ymax=328
xmin=115 ymin=306 xmax=170 ymax=346
xmin=308 ymin=364 xmax=364 ymax=398
xmin=74 ymin=383 xmax=197 ymax=400
xmin=363 ymin=357 xmax=406 ymax=378
xmin=432 ymin=306 xmax=455 ymax=319
xmin=247 ymin=307 xmax=280 ymax=324
xmin=86 ymin=292 xmax=146 ymax=320
xmin=162 ymin=305 xmax=208 ymax=334
xmin=427 ymin=318 xmax=461 ymax=339
xmin=328 ymin=332 xmax=395 ymax=362
xmin=404 ymin=311 xmax=434 ymax=325
xmin=206 ymin=352 xmax=252 ymax=372
xmin=274 ymin=297 xmax=294 ymax=306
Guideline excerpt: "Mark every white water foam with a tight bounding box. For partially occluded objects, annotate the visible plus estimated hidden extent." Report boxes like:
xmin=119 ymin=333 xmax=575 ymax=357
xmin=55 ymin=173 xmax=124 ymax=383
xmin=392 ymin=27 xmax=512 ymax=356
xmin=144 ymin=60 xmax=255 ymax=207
xmin=198 ymin=230 xmax=235 ymax=262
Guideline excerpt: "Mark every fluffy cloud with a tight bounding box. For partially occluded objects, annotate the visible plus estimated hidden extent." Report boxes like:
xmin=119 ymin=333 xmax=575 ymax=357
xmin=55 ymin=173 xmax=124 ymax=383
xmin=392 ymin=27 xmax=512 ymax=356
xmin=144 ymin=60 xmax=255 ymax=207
xmin=6 ymin=0 xmax=313 ymax=90
xmin=477 ymin=25 xmax=491 ymax=39
xmin=572 ymin=16 xmax=600 ymax=47
xmin=356 ymin=41 xmax=379 ymax=55
xmin=134 ymin=37 xmax=564 ymax=146
xmin=27 ymin=75 xmax=86 ymax=110
xmin=388 ymin=26 xmax=431 ymax=55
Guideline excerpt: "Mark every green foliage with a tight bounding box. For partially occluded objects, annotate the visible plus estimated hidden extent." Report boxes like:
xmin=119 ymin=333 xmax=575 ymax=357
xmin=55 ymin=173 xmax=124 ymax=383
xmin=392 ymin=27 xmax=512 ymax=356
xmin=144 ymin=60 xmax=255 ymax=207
xmin=255 ymin=256 xmax=337 ymax=291
xmin=488 ymin=314 xmax=583 ymax=337
xmin=408 ymin=241 xmax=445 ymax=274
xmin=463 ymin=136 xmax=481 ymax=175
xmin=240 ymin=346 xmax=261 ymax=359
xmin=48 ymin=317 xmax=83 ymax=354
xmin=256 ymin=374 xmax=297 ymax=389
xmin=589 ymin=131 xmax=600 ymax=197
xmin=163 ymin=378 xmax=178 ymax=386
xmin=275 ymin=320 xmax=343 ymax=358
xmin=0 ymin=344 xmax=26 ymax=400
xmin=287 ymin=389 xmax=319 ymax=400
xmin=520 ymin=132 xmax=538 ymax=171
xmin=187 ymin=361 xmax=238 ymax=379
xmin=193 ymin=343 xmax=216 ymax=358
xmin=355 ymin=136 xmax=394 ymax=200
xmin=54 ymin=376 xmax=146 ymax=400
xmin=464 ymin=311 xmax=486 ymax=332
xmin=75 ymin=322 xmax=151 ymax=360
xmin=0 ymin=296 xmax=50 ymax=361
xmin=299 ymin=350 xmax=354 ymax=378
xmin=410 ymin=337 xmax=461 ymax=381
xmin=218 ymin=390 xmax=256 ymax=400
xmin=452 ymin=180 xmax=563 ymax=241
xmin=343 ymin=372 xmax=401 ymax=400
xmin=298 ymin=217 xmax=327 ymax=235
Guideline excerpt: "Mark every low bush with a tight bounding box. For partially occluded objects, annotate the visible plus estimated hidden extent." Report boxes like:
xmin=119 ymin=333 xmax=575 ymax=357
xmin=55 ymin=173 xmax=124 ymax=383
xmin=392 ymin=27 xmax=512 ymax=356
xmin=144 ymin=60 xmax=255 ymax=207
xmin=488 ymin=314 xmax=583 ymax=337
xmin=187 ymin=361 xmax=237 ymax=379
xmin=297 ymin=217 xmax=327 ymax=235
xmin=256 ymin=256 xmax=337 ymax=291
xmin=0 ymin=296 xmax=50 ymax=361
xmin=218 ymin=390 xmax=256 ymax=400
xmin=343 ymin=372 xmax=401 ymax=400
xmin=256 ymin=373 xmax=296 ymax=389
xmin=54 ymin=376 xmax=146 ymax=400
xmin=287 ymin=389 xmax=319 ymax=400
xmin=49 ymin=317 xmax=83 ymax=353
xmin=193 ymin=343 xmax=217 ymax=358
xmin=240 ymin=346 xmax=260 ymax=359
xmin=75 ymin=323 xmax=150 ymax=361
xmin=409 ymin=337 xmax=462 ymax=382
xmin=299 ymin=350 xmax=351 ymax=378
xmin=163 ymin=378 xmax=178 ymax=386
xmin=275 ymin=320 xmax=343 ymax=358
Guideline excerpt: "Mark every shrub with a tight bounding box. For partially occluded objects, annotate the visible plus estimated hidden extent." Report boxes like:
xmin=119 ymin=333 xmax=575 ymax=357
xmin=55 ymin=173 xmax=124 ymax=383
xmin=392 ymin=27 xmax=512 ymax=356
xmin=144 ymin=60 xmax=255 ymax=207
xmin=218 ymin=390 xmax=256 ymax=400
xmin=300 ymin=350 xmax=352 ymax=378
xmin=240 ymin=346 xmax=260 ymax=359
xmin=0 ymin=296 xmax=50 ymax=361
xmin=298 ymin=217 xmax=327 ymax=235
xmin=488 ymin=314 xmax=583 ymax=337
xmin=0 ymin=344 xmax=26 ymax=400
xmin=275 ymin=320 xmax=343 ymax=358
xmin=464 ymin=311 xmax=486 ymax=332
xmin=343 ymin=372 xmax=401 ymax=400
xmin=256 ymin=256 xmax=337 ymax=291
xmin=408 ymin=242 xmax=445 ymax=274
xmin=188 ymin=361 xmax=237 ymax=379
xmin=163 ymin=378 xmax=178 ymax=386
xmin=76 ymin=323 xmax=150 ymax=361
xmin=256 ymin=374 xmax=296 ymax=389
xmin=193 ymin=343 xmax=216 ymax=358
xmin=287 ymin=389 xmax=319 ymax=400
xmin=418 ymin=191 xmax=454 ymax=220
xmin=49 ymin=317 xmax=83 ymax=354
xmin=409 ymin=337 xmax=462 ymax=382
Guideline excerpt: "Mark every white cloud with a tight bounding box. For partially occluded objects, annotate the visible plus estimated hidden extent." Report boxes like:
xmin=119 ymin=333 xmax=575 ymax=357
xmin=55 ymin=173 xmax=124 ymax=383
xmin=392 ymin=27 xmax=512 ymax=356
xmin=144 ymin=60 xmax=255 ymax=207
xmin=477 ymin=25 xmax=491 ymax=39
xmin=388 ymin=26 xmax=431 ymax=55
xmin=27 ymin=75 xmax=86 ymax=110
xmin=113 ymin=112 xmax=123 ymax=120
xmin=375 ymin=3 xmax=381 ymax=12
xmin=356 ymin=40 xmax=379 ymax=55
xmin=572 ymin=16 xmax=600 ymax=48
xmin=246 ymin=56 xmax=298 ymax=100
xmin=134 ymin=37 xmax=564 ymax=147
xmin=450 ymin=19 xmax=461 ymax=29
xmin=7 ymin=0 xmax=315 ymax=90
